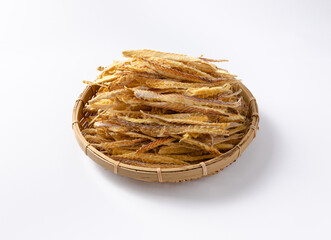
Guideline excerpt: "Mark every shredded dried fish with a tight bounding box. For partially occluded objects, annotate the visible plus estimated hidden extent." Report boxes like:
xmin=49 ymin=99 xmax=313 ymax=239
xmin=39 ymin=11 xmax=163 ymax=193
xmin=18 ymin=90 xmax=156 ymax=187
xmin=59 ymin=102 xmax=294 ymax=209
xmin=81 ymin=49 xmax=250 ymax=167
xmin=136 ymin=137 xmax=175 ymax=153
xmin=134 ymin=89 xmax=241 ymax=108
xmin=114 ymin=152 xmax=188 ymax=165
xmin=141 ymin=111 xmax=232 ymax=127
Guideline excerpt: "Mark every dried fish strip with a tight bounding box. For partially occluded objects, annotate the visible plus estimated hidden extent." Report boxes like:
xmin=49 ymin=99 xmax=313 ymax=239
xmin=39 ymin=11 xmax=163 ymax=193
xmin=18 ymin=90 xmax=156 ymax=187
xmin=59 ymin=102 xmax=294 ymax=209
xmin=142 ymin=101 xmax=230 ymax=116
xmin=117 ymin=115 xmax=169 ymax=125
xmin=134 ymin=89 xmax=241 ymax=108
xmin=144 ymin=57 xmax=215 ymax=79
xmin=162 ymin=154 xmax=218 ymax=162
xmin=145 ymin=78 xmax=212 ymax=89
xmin=123 ymin=49 xmax=219 ymax=74
xmin=84 ymin=135 xmax=113 ymax=143
xmin=110 ymin=157 xmax=187 ymax=168
xmin=88 ymin=89 xmax=131 ymax=104
xmin=93 ymin=138 xmax=148 ymax=152
xmin=179 ymin=137 xmax=221 ymax=155
xmin=214 ymin=143 xmax=234 ymax=150
xmin=114 ymin=152 xmax=188 ymax=165
xmin=199 ymin=57 xmax=229 ymax=62
xmin=158 ymin=145 xmax=201 ymax=155
xmin=122 ymin=131 xmax=157 ymax=141
xmin=109 ymin=118 xmax=230 ymax=136
xmin=137 ymin=57 xmax=216 ymax=83
xmin=81 ymin=128 xmax=97 ymax=135
xmin=140 ymin=111 xmax=232 ymax=127
xmin=136 ymin=137 xmax=175 ymax=154
xmin=150 ymin=113 xmax=209 ymax=121
xmin=184 ymin=84 xmax=231 ymax=97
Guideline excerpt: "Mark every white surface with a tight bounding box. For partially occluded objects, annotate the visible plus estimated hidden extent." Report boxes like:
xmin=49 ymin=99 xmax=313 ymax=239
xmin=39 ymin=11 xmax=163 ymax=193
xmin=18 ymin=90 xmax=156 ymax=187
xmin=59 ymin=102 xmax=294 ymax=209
xmin=0 ymin=0 xmax=330 ymax=239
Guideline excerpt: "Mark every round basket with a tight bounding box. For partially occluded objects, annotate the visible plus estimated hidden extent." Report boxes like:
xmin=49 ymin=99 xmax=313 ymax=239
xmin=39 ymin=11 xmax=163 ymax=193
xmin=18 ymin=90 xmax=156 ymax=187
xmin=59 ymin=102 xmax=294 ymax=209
xmin=72 ymin=83 xmax=259 ymax=182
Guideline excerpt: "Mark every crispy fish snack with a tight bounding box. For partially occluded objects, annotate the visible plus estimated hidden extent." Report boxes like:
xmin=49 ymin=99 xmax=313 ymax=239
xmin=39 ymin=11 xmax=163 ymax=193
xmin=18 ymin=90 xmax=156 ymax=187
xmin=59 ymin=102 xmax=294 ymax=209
xmin=123 ymin=49 xmax=228 ymax=74
xmin=136 ymin=137 xmax=175 ymax=154
xmin=133 ymin=89 xmax=241 ymax=108
xmin=82 ymin=49 xmax=250 ymax=167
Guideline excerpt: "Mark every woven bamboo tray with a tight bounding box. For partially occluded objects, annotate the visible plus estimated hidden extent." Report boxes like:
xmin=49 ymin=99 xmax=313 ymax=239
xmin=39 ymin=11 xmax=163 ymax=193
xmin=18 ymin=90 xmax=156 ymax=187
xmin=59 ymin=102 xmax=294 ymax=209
xmin=72 ymin=83 xmax=259 ymax=182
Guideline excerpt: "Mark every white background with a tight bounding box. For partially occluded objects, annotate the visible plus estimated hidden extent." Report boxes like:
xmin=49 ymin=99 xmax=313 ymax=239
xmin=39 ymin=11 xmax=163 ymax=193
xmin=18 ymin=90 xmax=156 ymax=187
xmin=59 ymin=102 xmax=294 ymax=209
xmin=1 ymin=0 xmax=330 ymax=239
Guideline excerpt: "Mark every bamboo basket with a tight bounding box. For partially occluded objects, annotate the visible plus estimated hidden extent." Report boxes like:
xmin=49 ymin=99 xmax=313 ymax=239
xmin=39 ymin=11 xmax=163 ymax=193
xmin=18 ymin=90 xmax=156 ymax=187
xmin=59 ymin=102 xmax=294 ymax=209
xmin=72 ymin=83 xmax=259 ymax=182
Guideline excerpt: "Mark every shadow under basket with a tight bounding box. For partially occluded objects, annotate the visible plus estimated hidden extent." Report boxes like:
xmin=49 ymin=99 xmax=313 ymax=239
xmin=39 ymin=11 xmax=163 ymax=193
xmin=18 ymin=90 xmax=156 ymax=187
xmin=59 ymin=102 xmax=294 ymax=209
xmin=72 ymin=83 xmax=259 ymax=183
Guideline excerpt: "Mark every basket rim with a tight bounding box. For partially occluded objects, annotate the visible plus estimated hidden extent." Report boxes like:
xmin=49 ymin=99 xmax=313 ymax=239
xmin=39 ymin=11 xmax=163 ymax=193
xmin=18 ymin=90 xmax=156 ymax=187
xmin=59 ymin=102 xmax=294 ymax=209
xmin=72 ymin=82 xmax=259 ymax=179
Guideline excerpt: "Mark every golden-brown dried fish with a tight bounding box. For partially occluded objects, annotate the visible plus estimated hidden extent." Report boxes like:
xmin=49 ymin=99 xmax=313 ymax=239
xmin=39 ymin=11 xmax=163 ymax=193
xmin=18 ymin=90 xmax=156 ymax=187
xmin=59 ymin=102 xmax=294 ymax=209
xmin=122 ymin=131 xmax=157 ymax=141
xmin=179 ymin=137 xmax=221 ymax=155
xmin=227 ymin=124 xmax=248 ymax=135
xmin=84 ymin=135 xmax=113 ymax=143
xmin=218 ymin=89 xmax=242 ymax=99
xmin=141 ymin=111 xmax=231 ymax=127
xmin=150 ymin=113 xmax=209 ymax=121
xmin=185 ymin=84 xmax=232 ymax=97
xmin=158 ymin=145 xmax=200 ymax=155
xmin=109 ymin=118 xmax=229 ymax=137
xmin=144 ymin=57 xmax=215 ymax=79
xmin=81 ymin=49 xmax=250 ymax=166
xmin=123 ymin=49 xmax=219 ymax=74
xmin=202 ymin=133 xmax=244 ymax=145
xmin=214 ymin=143 xmax=234 ymax=150
xmin=134 ymin=89 xmax=241 ymax=108
xmin=199 ymin=57 xmax=229 ymax=62
xmin=136 ymin=137 xmax=175 ymax=154
xmin=163 ymin=154 xmax=218 ymax=162
xmin=142 ymin=101 xmax=230 ymax=116
xmin=117 ymin=115 xmax=169 ymax=125
xmin=94 ymin=121 xmax=130 ymax=132
xmin=93 ymin=138 xmax=147 ymax=152
xmin=88 ymin=89 xmax=131 ymax=104
xmin=145 ymin=78 xmax=212 ymax=89
xmin=110 ymin=157 xmax=187 ymax=168
xmin=94 ymin=74 xmax=120 ymax=84
xmin=81 ymin=128 xmax=97 ymax=135
xmin=137 ymin=57 xmax=216 ymax=83
xmin=114 ymin=152 xmax=188 ymax=165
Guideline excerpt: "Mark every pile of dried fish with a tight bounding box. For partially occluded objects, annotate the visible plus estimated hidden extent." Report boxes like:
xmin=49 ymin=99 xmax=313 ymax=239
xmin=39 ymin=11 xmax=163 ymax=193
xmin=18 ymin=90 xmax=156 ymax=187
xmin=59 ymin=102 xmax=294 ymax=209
xmin=82 ymin=49 xmax=249 ymax=168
